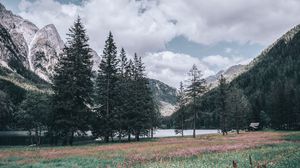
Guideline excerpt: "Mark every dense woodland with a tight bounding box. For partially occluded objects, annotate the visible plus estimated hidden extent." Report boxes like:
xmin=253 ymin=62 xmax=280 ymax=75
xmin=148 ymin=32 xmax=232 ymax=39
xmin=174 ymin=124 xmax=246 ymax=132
xmin=0 ymin=18 xmax=160 ymax=145
xmin=170 ymin=26 xmax=300 ymax=131
xmin=1 ymin=16 xmax=300 ymax=146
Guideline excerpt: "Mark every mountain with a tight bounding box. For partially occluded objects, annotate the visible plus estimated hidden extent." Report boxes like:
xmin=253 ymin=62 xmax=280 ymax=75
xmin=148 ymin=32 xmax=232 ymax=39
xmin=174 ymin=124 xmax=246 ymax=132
xmin=0 ymin=3 xmax=39 ymax=69
xmin=171 ymin=24 xmax=300 ymax=130
xmin=0 ymin=3 xmax=101 ymax=81
xmin=205 ymin=64 xmax=246 ymax=89
xmin=29 ymin=24 xmax=64 ymax=81
xmin=0 ymin=3 xmax=176 ymax=118
xmin=148 ymin=79 xmax=177 ymax=116
xmin=229 ymin=24 xmax=300 ymax=129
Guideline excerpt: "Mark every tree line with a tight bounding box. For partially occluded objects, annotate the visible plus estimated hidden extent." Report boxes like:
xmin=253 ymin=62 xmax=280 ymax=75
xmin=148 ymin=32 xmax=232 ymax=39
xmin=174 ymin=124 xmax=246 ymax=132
xmin=15 ymin=17 xmax=160 ymax=146
xmin=171 ymin=27 xmax=300 ymax=133
xmin=173 ymin=66 xmax=251 ymax=137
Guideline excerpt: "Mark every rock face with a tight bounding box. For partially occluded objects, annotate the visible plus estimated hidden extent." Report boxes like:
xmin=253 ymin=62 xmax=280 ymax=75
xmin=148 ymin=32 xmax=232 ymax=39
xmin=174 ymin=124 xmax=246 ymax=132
xmin=29 ymin=24 xmax=64 ymax=81
xmin=0 ymin=3 xmax=38 ymax=69
xmin=0 ymin=23 xmax=23 ymax=71
xmin=148 ymin=79 xmax=178 ymax=116
xmin=90 ymin=49 xmax=101 ymax=72
xmin=0 ymin=3 xmax=101 ymax=81
xmin=205 ymin=64 xmax=246 ymax=89
xmin=0 ymin=2 xmax=176 ymax=116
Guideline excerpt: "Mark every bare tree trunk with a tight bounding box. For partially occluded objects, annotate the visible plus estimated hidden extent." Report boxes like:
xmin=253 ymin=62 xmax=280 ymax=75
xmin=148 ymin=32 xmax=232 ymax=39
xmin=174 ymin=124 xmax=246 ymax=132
xmin=111 ymin=133 xmax=114 ymax=142
xmin=151 ymin=128 xmax=154 ymax=138
xmin=135 ymin=131 xmax=140 ymax=141
xmin=118 ymin=130 xmax=122 ymax=142
xmin=29 ymin=130 xmax=33 ymax=145
xmin=69 ymin=131 xmax=74 ymax=146
xmin=128 ymin=132 xmax=131 ymax=142
xmin=235 ymin=103 xmax=239 ymax=134
xmin=181 ymin=112 xmax=184 ymax=137
xmin=104 ymin=135 xmax=109 ymax=143
xmin=193 ymin=97 xmax=196 ymax=138
xmin=35 ymin=127 xmax=39 ymax=146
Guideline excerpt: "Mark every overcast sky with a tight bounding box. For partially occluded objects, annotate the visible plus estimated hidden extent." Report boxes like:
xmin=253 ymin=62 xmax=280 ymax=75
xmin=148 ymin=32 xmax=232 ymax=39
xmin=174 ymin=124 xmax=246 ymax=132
xmin=2 ymin=0 xmax=300 ymax=88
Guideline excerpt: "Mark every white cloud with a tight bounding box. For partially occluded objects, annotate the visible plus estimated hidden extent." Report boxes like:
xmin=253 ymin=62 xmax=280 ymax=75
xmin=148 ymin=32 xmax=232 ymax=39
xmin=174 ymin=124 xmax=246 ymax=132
xmin=15 ymin=0 xmax=300 ymax=86
xmin=18 ymin=0 xmax=176 ymax=55
xmin=18 ymin=0 xmax=300 ymax=53
xmin=202 ymin=55 xmax=245 ymax=70
xmin=143 ymin=51 xmax=214 ymax=88
xmin=157 ymin=0 xmax=300 ymax=45
xmin=225 ymin=48 xmax=232 ymax=53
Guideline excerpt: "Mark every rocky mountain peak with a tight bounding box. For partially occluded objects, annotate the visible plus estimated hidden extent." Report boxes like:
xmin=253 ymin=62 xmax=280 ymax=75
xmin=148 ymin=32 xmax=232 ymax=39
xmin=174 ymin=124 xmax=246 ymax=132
xmin=248 ymin=24 xmax=300 ymax=70
xmin=29 ymin=24 xmax=64 ymax=81
xmin=205 ymin=64 xmax=246 ymax=89
xmin=0 ymin=3 xmax=6 ymax=12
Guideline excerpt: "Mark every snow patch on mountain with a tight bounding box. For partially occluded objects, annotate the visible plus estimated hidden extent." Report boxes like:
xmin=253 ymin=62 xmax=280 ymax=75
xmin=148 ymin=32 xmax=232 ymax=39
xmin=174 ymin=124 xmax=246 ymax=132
xmin=29 ymin=24 xmax=64 ymax=81
xmin=205 ymin=64 xmax=246 ymax=89
xmin=90 ymin=49 xmax=101 ymax=72
xmin=0 ymin=3 xmax=39 ymax=69
xmin=159 ymin=101 xmax=177 ymax=117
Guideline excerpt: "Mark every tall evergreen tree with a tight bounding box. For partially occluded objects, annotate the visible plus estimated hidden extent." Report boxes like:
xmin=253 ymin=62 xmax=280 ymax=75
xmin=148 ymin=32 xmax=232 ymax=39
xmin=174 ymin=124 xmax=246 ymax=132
xmin=174 ymin=82 xmax=186 ymax=137
xmin=185 ymin=64 xmax=206 ymax=138
xmin=51 ymin=17 xmax=93 ymax=145
xmin=92 ymin=32 xmax=119 ymax=143
xmin=217 ymin=74 xmax=228 ymax=135
xmin=17 ymin=92 xmax=51 ymax=145
xmin=0 ymin=91 xmax=15 ymax=131
xmin=226 ymin=87 xmax=251 ymax=134
xmin=116 ymin=47 xmax=128 ymax=142
xmin=124 ymin=59 xmax=135 ymax=141
xmin=119 ymin=48 xmax=127 ymax=76
xmin=128 ymin=54 xmax=159 ymax=141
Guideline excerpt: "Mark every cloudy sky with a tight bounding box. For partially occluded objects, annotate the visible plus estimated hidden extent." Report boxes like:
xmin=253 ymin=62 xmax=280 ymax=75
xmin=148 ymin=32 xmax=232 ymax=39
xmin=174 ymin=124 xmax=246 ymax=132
xmin=2 ymin=0 xmax=300 ymax=88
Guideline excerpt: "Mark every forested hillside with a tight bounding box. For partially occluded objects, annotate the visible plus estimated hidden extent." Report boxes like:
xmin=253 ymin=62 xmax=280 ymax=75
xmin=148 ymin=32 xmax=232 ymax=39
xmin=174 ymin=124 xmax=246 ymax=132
xmin=171 ymin=25 xmax=300 ymax=130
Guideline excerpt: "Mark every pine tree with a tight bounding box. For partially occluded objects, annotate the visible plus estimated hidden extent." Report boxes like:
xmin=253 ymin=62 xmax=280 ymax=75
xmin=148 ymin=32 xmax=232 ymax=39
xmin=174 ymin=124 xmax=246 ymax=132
xmin=0 ymin=91 xmax=14 ymax=131
xmin=119 ymin=48 xmax=127 ymax=76
xmin=175 ymin=82 xmax=186 ymax=137
xmin=124 ymin=59 xmax=135 ymax=141
xmin=217 ymin=74 xmax=228 ymax=135
xmin=128 ymin=54 xmax=159 ymax=141
xmin=51 ymin=17 xmax=93 ymax=145
xmin=33 ymin=51 xmax=47 ymax=71
xmin=185 ymin=64 xmax=206 ymax=138
xmin=226 ymin=87 xmax=251 ymax=134
xmin=17 ymin=92 xmax=51 ymax=145
xmin=116 ymin=47 xmax=128 ymax=142
xmin=92 ymin=32 xmax=119 ymax=143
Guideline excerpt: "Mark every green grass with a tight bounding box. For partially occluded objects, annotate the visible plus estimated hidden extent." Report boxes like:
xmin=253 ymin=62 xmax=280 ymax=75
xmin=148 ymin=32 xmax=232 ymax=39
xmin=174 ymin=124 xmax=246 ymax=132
xmin=0 ymin=156 xmax=127 ymax=168
xmin=140 ymin=143 xmax=300 ymax=168
xmin=8 ymin=142 xmax=295 ymax=168
xmin=141 ymin=132 xmax=300 ymax=168
xmin=283 ymin=132 xmax=300 ymax=141
xmin=0 ymin=132 xmax=299 ymax=168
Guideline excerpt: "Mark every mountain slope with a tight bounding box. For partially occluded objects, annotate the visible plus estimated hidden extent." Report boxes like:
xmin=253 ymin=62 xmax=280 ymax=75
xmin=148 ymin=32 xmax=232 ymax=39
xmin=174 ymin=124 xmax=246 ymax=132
xmin=0 ymin=3 xmax=39 ymax=69
xmin=0 ymin=3 xmax=176 ymax=117
xmin=29 ymin=24 xmax=64 ymax=81
xmin=171 ymin=24 xmax=300 ymax=130
xmin=205 ymin=64 xmax=246 ymax=89
xmin=148 ymin=79 xmax=177 ymax=116
xmin=230 ymin=24 xmax=300 ymax=129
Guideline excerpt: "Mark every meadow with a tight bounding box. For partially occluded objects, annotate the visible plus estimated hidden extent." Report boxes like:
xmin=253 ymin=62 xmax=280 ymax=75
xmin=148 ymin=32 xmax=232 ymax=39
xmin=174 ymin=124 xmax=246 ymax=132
xmin=0 ymin=131 xmax=299 ymax=168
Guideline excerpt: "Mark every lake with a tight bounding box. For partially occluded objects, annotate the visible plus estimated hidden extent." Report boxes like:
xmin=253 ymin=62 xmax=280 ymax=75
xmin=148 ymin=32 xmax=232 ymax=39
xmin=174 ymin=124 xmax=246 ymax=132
xmin=0 ymin=129 xmax=219 ymax=138
xmin=153 ymin=129 xmax=219 ymax=138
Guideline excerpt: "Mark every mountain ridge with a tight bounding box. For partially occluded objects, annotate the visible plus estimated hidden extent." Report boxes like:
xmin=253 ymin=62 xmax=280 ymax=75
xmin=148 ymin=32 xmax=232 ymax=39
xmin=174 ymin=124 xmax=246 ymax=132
xmin=0 ymin=2 xmax=176 ymax=116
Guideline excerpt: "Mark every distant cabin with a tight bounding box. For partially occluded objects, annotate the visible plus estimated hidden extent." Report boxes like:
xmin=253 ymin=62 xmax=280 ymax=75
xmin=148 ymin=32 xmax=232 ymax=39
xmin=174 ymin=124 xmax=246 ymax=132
xmin=248 ymin=122 xmax=260 ymax=131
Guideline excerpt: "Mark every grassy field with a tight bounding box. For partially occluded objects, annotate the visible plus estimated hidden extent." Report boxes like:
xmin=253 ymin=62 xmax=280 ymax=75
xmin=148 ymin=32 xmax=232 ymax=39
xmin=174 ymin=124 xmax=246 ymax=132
xmin=0 ymin=131 xmax=299 ymax=168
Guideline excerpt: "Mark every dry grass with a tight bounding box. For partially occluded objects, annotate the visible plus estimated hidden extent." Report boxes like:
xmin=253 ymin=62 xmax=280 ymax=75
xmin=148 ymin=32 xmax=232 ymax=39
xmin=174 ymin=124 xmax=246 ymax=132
xmin=0 ymin=132 xmax=285 ymax=166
